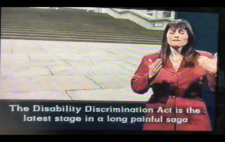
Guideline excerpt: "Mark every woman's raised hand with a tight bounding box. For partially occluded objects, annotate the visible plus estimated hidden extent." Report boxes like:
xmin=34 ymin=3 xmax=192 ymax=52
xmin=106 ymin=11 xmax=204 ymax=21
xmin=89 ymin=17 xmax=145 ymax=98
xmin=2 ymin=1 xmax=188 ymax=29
xmin=149 ymin=59 xmax=162 ymax=78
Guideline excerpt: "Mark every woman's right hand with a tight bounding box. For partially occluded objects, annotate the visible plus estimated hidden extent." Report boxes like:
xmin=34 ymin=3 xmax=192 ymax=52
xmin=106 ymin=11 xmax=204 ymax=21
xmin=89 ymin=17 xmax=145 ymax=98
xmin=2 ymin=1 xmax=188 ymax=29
xmin=149 ymin=59 xmax=162 ymax=78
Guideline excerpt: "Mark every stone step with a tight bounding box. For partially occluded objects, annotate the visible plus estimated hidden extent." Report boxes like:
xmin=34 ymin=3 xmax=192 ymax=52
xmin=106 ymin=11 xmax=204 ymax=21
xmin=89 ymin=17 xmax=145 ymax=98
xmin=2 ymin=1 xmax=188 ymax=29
xmin=1 ymin=32 xmax=161 ymax=40
xmin=1 ymin=25 xmax=161 ymax=35
xmin=1 ymin=19 xmax=148 ymax=29
xmin=1 ymin=35 xmax=161 ymax=44
xmin=1 ymin=27 xmax=162 ymax=35
xmin=1 ymin=24 xmax=163 ymax=32
xmin=1 ymin=29 xmax=162 ymax=40
xmin=1 ymin=20 xmax=133 ymax=25
xmin=1 ymin=24 xmax=146 ymax=32
xmin=1 ymin=19 xmax=136 ymax=24
xmin=2 ymin=9 xmax=110 ymax=15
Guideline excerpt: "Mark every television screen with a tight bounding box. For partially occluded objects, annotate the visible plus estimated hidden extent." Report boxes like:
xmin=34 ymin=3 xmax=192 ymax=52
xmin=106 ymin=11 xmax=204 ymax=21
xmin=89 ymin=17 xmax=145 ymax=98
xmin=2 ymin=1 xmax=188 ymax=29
xmin=0 ymin=7 xmax=219 ymax=133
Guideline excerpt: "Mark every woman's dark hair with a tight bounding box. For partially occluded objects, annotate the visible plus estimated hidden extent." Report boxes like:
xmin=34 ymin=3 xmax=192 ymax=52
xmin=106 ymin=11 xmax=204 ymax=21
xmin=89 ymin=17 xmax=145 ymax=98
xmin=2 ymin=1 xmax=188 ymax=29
xmin=160 ymin=19 xmax=199 ymax=67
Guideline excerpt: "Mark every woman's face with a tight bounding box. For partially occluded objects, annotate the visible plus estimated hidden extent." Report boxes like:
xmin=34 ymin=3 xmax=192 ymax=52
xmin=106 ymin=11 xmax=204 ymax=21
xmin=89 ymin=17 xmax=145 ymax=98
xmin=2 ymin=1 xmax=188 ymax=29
xmin=167 ymin=28 xmax=188 ymax=47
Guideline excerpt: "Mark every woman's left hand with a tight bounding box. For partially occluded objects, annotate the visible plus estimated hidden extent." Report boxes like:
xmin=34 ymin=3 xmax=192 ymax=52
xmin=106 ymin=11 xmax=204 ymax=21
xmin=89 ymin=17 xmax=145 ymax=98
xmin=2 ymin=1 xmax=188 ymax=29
xmin=198 ymin=55 xmax=217 ymax=74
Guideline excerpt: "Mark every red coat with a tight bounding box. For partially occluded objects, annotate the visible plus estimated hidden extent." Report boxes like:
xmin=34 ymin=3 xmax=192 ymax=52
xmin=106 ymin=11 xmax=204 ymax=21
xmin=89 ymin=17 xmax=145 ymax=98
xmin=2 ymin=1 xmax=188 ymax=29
xmin=131 ymin=51 xmax=216 ymax=131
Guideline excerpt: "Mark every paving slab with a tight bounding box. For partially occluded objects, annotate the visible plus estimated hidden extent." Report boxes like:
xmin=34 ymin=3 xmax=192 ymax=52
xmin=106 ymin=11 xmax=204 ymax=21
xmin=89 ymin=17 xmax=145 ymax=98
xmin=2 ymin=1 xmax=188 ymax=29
xmin=47 ymin=65 xmax=80 ymax=75
xmin=117 ymin=62 xmax=138 ymax=73
xmin=12 ymin=43 xmax=47 ymax=54
xmin=85 ymin=74 xmax=133 ymax=89
xmin=1 ymin=39 xmax=160 ymax=100
xmin=1 ymin=44 xmax=13 ymax=53
xmin=82 ymin=50 xmax=116 ymax=57
xmin=47 ymin=64 xmax=128 ymax=75
xmin=1 ymin=66 xmax=52 ymax=76
xmin=28 ymin=53 xmax=61 ymax=60
xmin=103 ymin=44 xmax=161 ymax=56
xmin=119 ymin=57 xmax=142 ymax=66
xmin=88 ymin=56 xmax=121 ymax=61
xmin=1 ymin=60 xmax=68 ymax=67
xmin=55 ymin=54 xmax=91 ymax=61
xmin=46 ymin=50 xmax=86 ymax=54
xmin=13 ymin=50 xmax=47 ymax=54
xmin=1 ymin=75 xmax=101 ymax=93
xmin=67 ymin=87 xmax=153 ymax=102
xmin=0 ymin=91 xmax=72 ymax=100
xmin=66 ymin=60 xmax=123 ymax=67
xmin=1 ymin=53 xmax=30 ymax=60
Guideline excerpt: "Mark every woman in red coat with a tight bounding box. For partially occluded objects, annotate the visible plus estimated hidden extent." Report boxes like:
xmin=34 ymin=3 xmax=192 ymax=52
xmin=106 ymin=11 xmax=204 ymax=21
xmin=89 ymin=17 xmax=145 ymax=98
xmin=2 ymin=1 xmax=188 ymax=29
xmin=131 ymin=19 xmax=217 ymax=131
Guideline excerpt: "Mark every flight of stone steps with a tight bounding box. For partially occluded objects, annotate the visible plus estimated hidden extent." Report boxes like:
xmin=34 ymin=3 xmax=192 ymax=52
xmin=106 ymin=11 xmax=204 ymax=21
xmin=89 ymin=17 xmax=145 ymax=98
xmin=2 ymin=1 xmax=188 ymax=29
xmin=1 ymin=7 xmax=164 ymax=44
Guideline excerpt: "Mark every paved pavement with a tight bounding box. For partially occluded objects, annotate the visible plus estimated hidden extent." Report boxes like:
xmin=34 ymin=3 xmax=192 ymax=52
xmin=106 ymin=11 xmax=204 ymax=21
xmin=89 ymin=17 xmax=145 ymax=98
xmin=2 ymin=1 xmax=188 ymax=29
xmin=1 ymin=39 xmax=161 ymax=101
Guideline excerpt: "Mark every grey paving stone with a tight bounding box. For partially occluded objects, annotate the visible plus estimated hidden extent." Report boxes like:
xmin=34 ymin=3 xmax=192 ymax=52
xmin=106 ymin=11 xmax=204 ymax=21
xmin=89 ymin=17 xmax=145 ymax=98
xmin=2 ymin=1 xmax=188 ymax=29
xmin=1 ymin=66 xmax=52 ymax=76
xmin=0 ymin=91 xmax=72 ymax=100
xmin=1 ymin=75 xmax=101 ymax=93
xmin=67 ymin=87 xmax=153 ymax=102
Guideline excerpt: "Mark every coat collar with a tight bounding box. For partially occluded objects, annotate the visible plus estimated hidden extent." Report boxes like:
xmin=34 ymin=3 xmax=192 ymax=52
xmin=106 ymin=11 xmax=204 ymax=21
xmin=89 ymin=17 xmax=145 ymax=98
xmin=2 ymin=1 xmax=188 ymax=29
xmin=164 ymin=57 xmax=188 ymax=73
xmin=163 ymin=47 xmax=191 ymax=73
